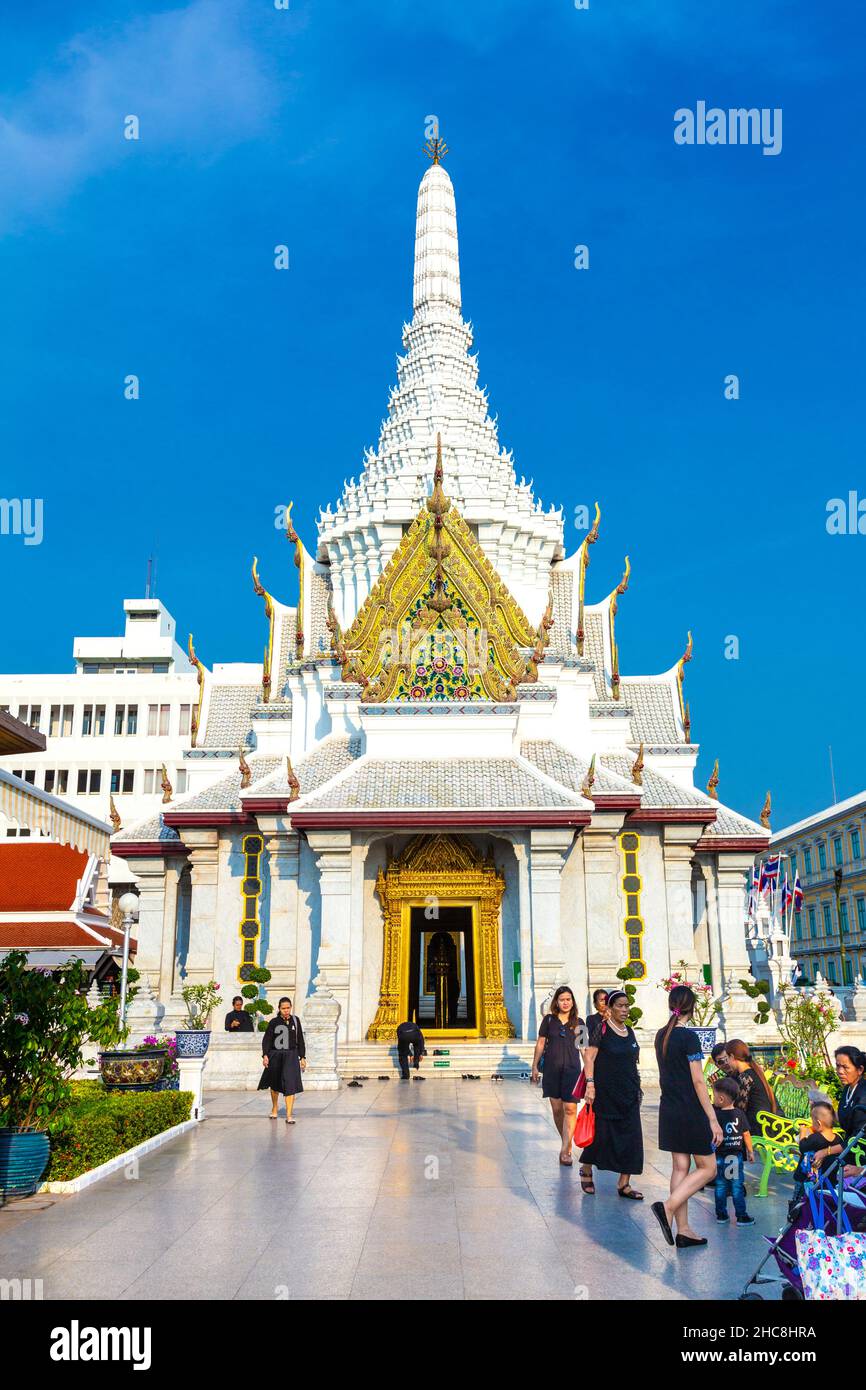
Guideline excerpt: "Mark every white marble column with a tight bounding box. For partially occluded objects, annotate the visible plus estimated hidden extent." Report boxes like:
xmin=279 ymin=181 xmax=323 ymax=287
xmin=257 ymin=816 xmax=300 ymax=998
xmin=528 ymin=828 xmax=576 ymax=1025
xmin=306 ymin=828 xmax=353 ymax=1041
xmin=661 ymin=825 xmax=703 ymax=972
xmin=127 ymin=856 xmax=169 ymax=996
xmin=180 ymin=828 xmax=221 ymax=986
xmin=581 ymin=812 xmax=627 ymax=986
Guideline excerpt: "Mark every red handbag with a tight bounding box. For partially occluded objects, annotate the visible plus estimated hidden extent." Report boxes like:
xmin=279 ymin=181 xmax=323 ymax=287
xmin=572 ymin=1101 xmax=595 ymax=1148
xmin=572 ymin=1071 xmax=587 ymax=1101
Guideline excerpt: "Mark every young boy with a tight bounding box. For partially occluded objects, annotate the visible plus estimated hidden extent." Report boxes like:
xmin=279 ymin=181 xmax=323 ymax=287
xmin=713 ymin=1075 xmax=756 ymax=1225
xmin=788 ymin=1101 xmax=839 ymax=1218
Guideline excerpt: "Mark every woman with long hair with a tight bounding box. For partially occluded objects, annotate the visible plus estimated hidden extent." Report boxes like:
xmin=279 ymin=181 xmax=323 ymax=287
xmin=725 ymin=1039 xmax=777 ymax=1130
xmin=531 ymin=985 xmax=585 ymax=1167
xmin=650 ymin=985 xmax=722 ymax=1250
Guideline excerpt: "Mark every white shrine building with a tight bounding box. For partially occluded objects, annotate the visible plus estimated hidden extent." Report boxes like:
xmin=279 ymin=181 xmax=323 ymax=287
xmin=3 ymin=148 xmax=771 ymax=1074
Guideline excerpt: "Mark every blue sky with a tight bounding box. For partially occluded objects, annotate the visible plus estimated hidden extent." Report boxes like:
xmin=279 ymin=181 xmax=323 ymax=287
xmin=1 ymin=0 xmax=863 ymax=828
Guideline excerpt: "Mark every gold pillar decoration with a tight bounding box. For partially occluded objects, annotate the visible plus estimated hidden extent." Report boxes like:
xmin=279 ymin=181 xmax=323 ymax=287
xmin=238 ymin=831 xmax=264 ymax=981
xmin=187 ymin=633 xmax=206 ymax=748
xmin=160 ymin=766 xmax=173 ymax=804
xmin=631 ymin=742 xmax=645 ymax=787
xmin=251 ymin=557 xmax=275 ymax=703
xmin=576 ymin=501 xmax=601 ymax=656
xmin=424 ymin=134 xmax=449 ymax=164
xmin=707 ymin=759 xmax=720 ymax=800
xmin=366 ymin=834 xmax=514 ymax=1042
xmin=608 ymin=555 xmax=629 ymax=700
xmin=760 ymin=791 xmax=772 ymax=830
xmin=285 ymin=502 xmax=305 ymax=659
xmin=618 ymin=830 xmax=647 ymax=981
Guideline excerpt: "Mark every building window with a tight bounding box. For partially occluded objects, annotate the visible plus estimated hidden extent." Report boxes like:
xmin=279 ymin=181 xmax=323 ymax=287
xmin=50 ymin=705 xmax=60 ymax=737
xmin=179 ymin=704 xmax=191 ymax=737
xmin=114 ymin=704 xmax=139 ymax=736
xmin=804 ymin=848 xmax=813 ymax=876
xmin=843 ymin=957 xmax=853 ymax=985
xmin=28 ymin=705 xmax=41 ymax=730
xmin=818 ymin=842 xmax=827 ymax=871
xmin=795 ymin=915 xmax=803 ymax=941
xmin=44 ymin=769 xmax=69 ymax=795
xmin=81 ymin=705 xmax=106 ymax=736
xmin=833 ymin=837 xmax=843 ymax=867
xmin=841 ymin=899 xmax=850 ymax=935
xmin=822 ymin=904 xmax=833 ymax=936
xmin=109 ymin=769 xmax=136 ymax=795
xmin=176 ymin=769 xmax=188 ymax=794
xmin=788 ymin=851 xmax=797 ymax=879
xmin=143 ymin=768 xmax=163 ymax=795
xmin=77 ymin=769 xmax=87 ymax=794
xmin=62 ymin=705 xmax=73 ymax=736
xmin=857 ymin=898 xmax=866 ymax=935
xmin=852 ymin=829 xmax=862 ymax=861
xmin=89 ymin=769 xmax=101 ymax=794
xmin=146 ymin=705 xmax=170 ymax=736
xmin=827 ymin=958 xmax=838 ymax=984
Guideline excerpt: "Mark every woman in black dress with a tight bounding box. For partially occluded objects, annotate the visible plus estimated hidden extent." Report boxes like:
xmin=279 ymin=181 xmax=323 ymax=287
xmin=258 ymin=997 xmax=306 ymax=1123
xmin=650 ymin=985 xmax=722 ymax=1251
xmin=579 ymin=989 xmax=644 ymax=1198
xmin=531 ymin=986 xmax=585 ymax=1167
xmin=725 ymin=1038 xmax=777 ymax=1130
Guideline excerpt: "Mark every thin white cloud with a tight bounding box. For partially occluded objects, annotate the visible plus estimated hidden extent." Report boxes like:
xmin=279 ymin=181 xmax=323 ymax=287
xmin=0 ymin=0 xmax=280 ymax=232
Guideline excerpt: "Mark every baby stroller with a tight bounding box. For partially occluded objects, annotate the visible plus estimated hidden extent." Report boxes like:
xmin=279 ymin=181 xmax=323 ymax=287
xmin=738 ymin=1125 xmax=866 ymax=1300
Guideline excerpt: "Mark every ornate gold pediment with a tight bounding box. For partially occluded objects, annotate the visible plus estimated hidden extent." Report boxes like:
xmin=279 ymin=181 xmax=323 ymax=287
xmin=338 ymin=437 xmax=546 ymax=701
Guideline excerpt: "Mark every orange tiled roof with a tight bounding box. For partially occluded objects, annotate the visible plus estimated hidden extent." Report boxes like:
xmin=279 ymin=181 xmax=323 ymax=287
xmin=0 ymin=843 xmax=90 ymax=911
xmin=0 ymin=920 xmax=137 ymax=952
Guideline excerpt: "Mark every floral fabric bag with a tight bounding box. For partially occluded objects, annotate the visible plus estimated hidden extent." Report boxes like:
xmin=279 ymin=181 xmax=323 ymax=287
xmin=795 ymin=1186 xmax=866 ymax=1300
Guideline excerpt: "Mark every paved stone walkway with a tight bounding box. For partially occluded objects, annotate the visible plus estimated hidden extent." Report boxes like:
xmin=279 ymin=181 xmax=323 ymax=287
xmin=0 ymin=1081 xmax=793 ymax=1300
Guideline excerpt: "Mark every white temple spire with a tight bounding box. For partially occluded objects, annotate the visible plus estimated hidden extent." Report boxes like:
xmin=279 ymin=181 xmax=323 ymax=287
xmin=413 ymin=150 xmax=461 ymax=321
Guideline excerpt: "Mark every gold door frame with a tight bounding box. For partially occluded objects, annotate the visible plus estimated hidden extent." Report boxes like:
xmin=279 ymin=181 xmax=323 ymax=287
xmin=367 ymin=833 xmax=514 ymax=1042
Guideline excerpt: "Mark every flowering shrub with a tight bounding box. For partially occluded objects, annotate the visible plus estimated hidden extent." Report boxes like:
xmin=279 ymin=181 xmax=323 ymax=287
xmin=138 ymin=1034 xmax=179 ymax=1078
xmin=180 ymin=980 xmax=221 ymax=1030
xmin=46 ymin=1081 xmax=192 ymax=1180
xmin=775 ymin=985 xmax=838 ymax=1070
xmin=658 ymin=960 xmax=722 ymax=1027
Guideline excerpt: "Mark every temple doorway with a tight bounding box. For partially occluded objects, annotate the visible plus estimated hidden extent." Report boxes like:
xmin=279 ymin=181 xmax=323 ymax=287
xmin=408 ymin=905 xmax=476 ymax=1030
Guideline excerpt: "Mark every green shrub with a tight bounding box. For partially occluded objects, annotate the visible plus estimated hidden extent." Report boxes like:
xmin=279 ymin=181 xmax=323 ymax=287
xmin=45 ymin=1084 xmax=193 ymax=1181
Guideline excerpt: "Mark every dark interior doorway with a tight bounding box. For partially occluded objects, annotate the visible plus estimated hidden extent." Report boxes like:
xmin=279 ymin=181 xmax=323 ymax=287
xmin=408 ymin=905 xmax=476 ymax=1029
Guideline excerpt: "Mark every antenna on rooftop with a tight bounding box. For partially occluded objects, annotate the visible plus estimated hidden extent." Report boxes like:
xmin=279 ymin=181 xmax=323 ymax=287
xmin=828 ymin=745 xmax=838 ymax=805
xmin=145 ymin=556 xmax=153 ymax=599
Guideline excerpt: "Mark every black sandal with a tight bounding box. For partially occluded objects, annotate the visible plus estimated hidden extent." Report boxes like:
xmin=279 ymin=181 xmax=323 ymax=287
xmin=579 ymin=1167 xmax=595 ymax=1194
xmin=618 ymin=1184 xmax=644 ymax=1201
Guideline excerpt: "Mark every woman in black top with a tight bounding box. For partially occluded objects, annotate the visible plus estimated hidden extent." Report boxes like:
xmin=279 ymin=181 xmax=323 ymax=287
xmin=726 ymin=1039 xmax=777 ymax=1131
xmin=579 ymin=989 xmax=644 ymax=1198
xmin=258 ymin=997 xmax=306 ymax=1123
xmin=585 ymin=988 xmax=609 ymax=1037
xmin=813 ymin=1046 xmax=866 ymax=1176
xmin=649 ymin=985 xmax=722 ymax=1251
xmin=531 ymin=986 xmax=585 ymax=1167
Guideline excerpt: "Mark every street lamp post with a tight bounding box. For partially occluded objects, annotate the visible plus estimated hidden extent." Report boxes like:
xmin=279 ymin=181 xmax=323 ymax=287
xmin=834 ymin=867 xmax=849 ymax=986
xmin=117 ymin=891 xmax=140 ymax=1046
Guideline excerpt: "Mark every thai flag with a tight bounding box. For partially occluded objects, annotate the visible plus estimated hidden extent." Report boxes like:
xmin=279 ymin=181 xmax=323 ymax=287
xmin=781 ymin=874 xmax=793 ymax=913
xmin=793 ymin=874 xmax=804 ymax=912
xmin=747 ymin=866 xmax=759 ymax=922
xmin=759 ymin=855 xmax=780 ymax=894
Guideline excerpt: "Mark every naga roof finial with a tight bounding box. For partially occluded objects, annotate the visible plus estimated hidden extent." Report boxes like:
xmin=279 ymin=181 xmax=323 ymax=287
xmin=581 ymin=753 xmax=596 ymax=801
xmin=160 ymin=766 xmax=173 ymax=805
xmin=109 ymin=794 xmax=122 ymax=832
xmin=707 ymin=759 xmax=720 ymax=800
xmin=286 ymin=757 xmax=301 ymax=803
xmin=631 ymin=743 xmax=645 ymax=787
xmin=760 ymin=790 xmax=772 ymax=829
xmin=238 ymin=747 xmax=252 ymax=790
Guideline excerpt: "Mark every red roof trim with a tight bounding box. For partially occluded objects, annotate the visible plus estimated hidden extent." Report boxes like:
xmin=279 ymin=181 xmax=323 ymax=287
xmin=291 ymin=810 xmax=590 ymax=830
xmin=111 ymin=841 xmax=190 ymax=859
xmin=696 ymin=836 xmax=770 ymax=853
xmin=627 ymin=807 xmax=717 ymax=825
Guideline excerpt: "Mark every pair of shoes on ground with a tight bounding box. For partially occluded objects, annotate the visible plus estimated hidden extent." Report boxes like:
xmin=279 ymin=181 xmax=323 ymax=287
xmin=650 ymin=1201 xmax=708 ymax=1249
xmin=716 ymin=1213 xmax=756 ymax=1225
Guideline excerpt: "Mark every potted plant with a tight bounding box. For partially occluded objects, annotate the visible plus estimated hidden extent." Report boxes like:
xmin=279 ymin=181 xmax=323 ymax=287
xmin=659 ymin=960 xmax=722 ymax=1053
xmin=96 ymin=966 xmax=171 ymax=1089
xmin=0 ymin=951 xmax=123 ymax=1201
xmin=139 ymin=1034 xmax=180 ymax=1090
xmin=240 ymin=966 xmax=275 ymax=1033
xmin=175 ymin=980 xmax=221 ymax=1057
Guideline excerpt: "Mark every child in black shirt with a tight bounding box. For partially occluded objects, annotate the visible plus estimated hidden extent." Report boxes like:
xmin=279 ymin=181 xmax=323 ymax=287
xmin=789 ymin=1101 xmax=839 ymax=1217
xmin=713 ymin=1076 xmax=755 ymax=1225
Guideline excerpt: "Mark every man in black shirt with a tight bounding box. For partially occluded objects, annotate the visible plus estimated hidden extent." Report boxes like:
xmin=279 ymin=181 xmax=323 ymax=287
xmin=224 ymin=995 xmax=254 ymax=1032
xmin=396 ymin=1019 xmax=426 ymax=1079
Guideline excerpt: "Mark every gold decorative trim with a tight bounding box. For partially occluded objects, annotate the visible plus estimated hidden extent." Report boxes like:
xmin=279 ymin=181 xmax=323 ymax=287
xmin=618 ymin=830 xmax=646 ymax=981
xmin=252 ymin=557 xmax=275 ymax=703
xmin=631 ymin=743 xmax=645 ymax=787
xmin=676 ymin=629 xmax=693 ymax=729
xmin=187 ymin=633 xmax=206 ymax=748
xmin=707 ymin=759 xmax=719 ymax=800
xmin=286 ymin=757 xmax=300 ymax=802
xmin=342 ymin=435 xmax=537 ymax=702
xmin=108 ymin=794 xmax=122 ymax=832
xmin=238 ymin=832 xmax=264 ymax=981
xmin=286 ymin=502 xmax=305 ymax=659
xmin=580 ymin=753 xmax=596 ymax=801
xmin=760 ymin=791 xmax=772 ymax=830
xmin=366 ymin=834 xmax=514 ymax=1042
xmin=608 ymin=556 xmax=629 ymax=700
xmin=160 ymin=766 xmax=173 ymax=805
xmin=576 ymin=501 xmax=601 ymax=656
xmin=239 ymin=748 xmax=252 ymax=790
